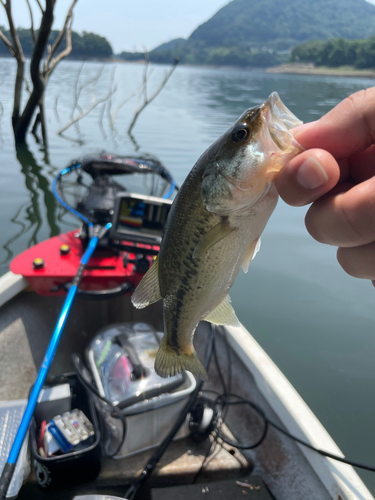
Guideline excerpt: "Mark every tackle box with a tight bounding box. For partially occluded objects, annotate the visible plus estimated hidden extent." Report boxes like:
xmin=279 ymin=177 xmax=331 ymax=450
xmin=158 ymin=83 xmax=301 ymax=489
xmin=87 ymin=322 xmax=196 ymax=458
xmin=30 ymin=373 xmax=101 ymax=490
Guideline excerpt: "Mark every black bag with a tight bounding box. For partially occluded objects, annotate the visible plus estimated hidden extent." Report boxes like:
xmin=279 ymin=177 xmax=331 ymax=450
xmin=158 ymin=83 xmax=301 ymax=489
xmin=30 ymin=373 xmax=101 ymax=490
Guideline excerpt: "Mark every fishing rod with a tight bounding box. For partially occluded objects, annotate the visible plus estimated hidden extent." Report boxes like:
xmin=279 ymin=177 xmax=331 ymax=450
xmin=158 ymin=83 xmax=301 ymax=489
xmin=0 ymin=221 xmax=112 ymax=499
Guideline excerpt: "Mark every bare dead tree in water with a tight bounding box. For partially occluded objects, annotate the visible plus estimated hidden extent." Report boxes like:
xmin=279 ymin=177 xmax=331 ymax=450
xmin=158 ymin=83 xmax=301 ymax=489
xmin=127 ymin=54 xmax=179 ymax=139
xmin=0 ymin=0 xmax=77 ymax=145
xmin=57 ymin=52 xmax=179 ymax=148
xmin=57 ymin=64 xmax=117 ymax=137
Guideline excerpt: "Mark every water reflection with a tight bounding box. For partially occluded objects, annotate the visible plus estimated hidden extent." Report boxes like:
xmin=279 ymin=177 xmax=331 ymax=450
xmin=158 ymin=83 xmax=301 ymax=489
xmin=1 ymin=144 xmax=61 ymax=265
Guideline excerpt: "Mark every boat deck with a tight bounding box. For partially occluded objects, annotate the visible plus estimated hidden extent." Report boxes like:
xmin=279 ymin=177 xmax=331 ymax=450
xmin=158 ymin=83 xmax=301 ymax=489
xmin=0 ymin=291 xmax=333 ymax=499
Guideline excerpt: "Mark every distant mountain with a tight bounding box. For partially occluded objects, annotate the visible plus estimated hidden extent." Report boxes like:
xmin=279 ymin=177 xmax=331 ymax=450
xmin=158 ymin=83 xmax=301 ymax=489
xmin=188 ymin=0 xmax=375 ymax=51
xmin=151 ymin=38 xmax=186 ymax=53
xmin=119 ymin=0 xmax=375 ymax=67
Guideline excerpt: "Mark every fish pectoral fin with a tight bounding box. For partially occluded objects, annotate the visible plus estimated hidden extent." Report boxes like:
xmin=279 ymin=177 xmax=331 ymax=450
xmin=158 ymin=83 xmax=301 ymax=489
xmin=155 ymin=340 xmax=208 ymax=380
xmin=193 ymin=219 xmax=236 ymax=259
xmin=204 ymin=295 xmax=241 ymax=327
xmin=131 ymin=255 xmax=162 ymax=309
xmin=242 ymin=237 xmax=261 ymax=274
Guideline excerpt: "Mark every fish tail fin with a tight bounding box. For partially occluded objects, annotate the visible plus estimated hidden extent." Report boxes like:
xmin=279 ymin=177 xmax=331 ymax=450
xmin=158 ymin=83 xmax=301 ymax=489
xmin=155 ymin=340 xmax=208 ymax=381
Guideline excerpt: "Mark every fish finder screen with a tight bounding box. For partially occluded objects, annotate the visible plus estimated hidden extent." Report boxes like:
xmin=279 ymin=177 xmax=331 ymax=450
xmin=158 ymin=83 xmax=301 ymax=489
xmin=113 ymin=194 xmax=173 ymax=240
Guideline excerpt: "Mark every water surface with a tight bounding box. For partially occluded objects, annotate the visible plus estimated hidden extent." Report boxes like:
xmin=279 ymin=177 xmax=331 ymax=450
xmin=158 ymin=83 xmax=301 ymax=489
xmin=1 ymin=58 xmax=375 ymax=493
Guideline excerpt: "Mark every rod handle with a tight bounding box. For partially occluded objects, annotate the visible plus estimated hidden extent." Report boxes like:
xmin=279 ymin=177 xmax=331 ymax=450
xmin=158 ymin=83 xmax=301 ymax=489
xmin=0 ymin=462 xmax=16 ymax=499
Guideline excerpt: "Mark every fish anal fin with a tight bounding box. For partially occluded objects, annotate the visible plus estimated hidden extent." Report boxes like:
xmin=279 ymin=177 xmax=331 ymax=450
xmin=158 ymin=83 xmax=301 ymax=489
xmin=193 ymin=219 xmax=235 ymax=259
xmin=242 ymin=237 xmax=261 ymax=274
xmin=204 ymin=295 xmax=240 ymax=327
xmin=131 ymin=256 xmax=162 ymax=309
xmin=155 ymin=340 xmax=208 ymax=380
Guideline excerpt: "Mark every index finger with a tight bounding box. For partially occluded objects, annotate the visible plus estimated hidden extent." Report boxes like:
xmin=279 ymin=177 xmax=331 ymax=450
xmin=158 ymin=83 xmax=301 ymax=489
xmin=293 ymin=88 xmax=375 ymax=160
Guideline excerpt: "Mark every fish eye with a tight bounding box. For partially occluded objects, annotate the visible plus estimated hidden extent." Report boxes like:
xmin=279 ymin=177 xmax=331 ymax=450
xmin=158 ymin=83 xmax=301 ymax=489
xmin=232 ymin=125 xmax=250 ymax=143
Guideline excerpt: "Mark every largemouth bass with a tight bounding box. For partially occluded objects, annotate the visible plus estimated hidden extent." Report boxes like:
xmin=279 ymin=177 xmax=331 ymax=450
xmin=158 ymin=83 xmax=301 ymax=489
xmin=132 ymin=92 xmax=303 ymax=380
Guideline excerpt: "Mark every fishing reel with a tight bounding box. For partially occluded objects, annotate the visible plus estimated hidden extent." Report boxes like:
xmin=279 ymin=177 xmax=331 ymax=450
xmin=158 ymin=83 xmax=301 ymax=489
xmin=189 ymin=396 xmax=217 ymax=442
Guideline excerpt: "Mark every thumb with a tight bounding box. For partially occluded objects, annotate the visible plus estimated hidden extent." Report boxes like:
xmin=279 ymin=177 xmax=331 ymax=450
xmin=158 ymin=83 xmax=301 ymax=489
xmin=275 ymin=149 xmax=340 ymax=207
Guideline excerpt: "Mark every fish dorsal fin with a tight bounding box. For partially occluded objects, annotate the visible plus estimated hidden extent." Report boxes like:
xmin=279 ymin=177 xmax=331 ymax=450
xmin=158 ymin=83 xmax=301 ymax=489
xmin=204 ymin=295 xmax=240 ymax=327
xmin=131 ymin=256 xmax=162 ymax=309
xmin=193 ymin=219 xmax=235 ymax=259
xmin=242 ymin=237 xmax=261 ymax=274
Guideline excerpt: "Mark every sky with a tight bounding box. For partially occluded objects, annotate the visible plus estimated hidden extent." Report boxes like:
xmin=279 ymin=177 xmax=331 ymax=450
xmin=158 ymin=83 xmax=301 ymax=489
xmin=2 ymin=0 xmax=375 ymax=54
xmin=0 ymin=0 xmax=229 ymax=53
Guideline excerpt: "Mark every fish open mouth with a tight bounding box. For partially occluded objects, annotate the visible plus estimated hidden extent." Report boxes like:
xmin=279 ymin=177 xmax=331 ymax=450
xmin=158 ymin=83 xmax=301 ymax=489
xmin=262 ymin=92 xmax=303 ymax=151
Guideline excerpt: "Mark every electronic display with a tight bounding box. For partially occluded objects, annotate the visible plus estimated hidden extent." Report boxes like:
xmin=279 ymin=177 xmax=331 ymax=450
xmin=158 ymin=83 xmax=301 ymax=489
xmin=110 ymin=193 xmax=173 ymax=244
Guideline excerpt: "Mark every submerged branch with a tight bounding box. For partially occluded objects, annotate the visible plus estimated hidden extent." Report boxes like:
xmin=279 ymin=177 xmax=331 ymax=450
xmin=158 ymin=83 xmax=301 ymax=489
xmin=54 ymin=95 xmax=60 ymax=122
xmin=72 ymin=62 xmax=105 ymax=119
xmin=106 ymin=65 xmax=116 ymax=130
xmin=128 ymin=57 xmax=179 ymax=136
xmin=98 ymin=102 xmax=107 ymax=139
xmin=58 ymin=85 xmax=118 ymax=135
xmin=110 ymin=89 xmax=138 ymax=130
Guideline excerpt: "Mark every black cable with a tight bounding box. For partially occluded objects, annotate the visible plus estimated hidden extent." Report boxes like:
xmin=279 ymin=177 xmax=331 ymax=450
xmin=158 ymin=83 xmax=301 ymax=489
xmin=208 ymin=333 xmax=375 ymax=474
xmin=214 ymin=393 xmax=269 ymax=450
xmin=268 ymin=419 xmax=375 ymax=473
xmin=192 ymin=330 xmax=233 ymax=484
xmin=191 ymin=435 xmax=219 ymax=484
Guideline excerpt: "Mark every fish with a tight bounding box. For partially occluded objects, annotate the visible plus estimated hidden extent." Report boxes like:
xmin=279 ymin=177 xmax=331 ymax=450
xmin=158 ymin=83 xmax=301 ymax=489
xmin=131 ymin=92 xmax=303 ymax=380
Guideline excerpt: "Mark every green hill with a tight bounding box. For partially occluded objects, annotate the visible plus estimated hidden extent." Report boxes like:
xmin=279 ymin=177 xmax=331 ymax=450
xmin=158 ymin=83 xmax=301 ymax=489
xmin=188 ymin=0 xmax=375 ymax=51
xmin=151 ymin=38 xmax=186 ymax=53
xmin=0 ymin=27 xmax=113 ymax=59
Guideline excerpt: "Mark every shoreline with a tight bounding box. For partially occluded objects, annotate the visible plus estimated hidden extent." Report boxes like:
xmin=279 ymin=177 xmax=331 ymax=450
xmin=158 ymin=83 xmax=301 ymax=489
xmin=3 ymin=54 xmax=374 ymax=77
xmin=266 ymin=64 xmax=375 ymax=78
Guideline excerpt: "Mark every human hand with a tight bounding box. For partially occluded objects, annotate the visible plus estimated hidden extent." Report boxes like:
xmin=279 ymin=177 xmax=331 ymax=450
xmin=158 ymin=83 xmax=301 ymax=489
xmin=275 ymin=88 xmax=375 ymax=284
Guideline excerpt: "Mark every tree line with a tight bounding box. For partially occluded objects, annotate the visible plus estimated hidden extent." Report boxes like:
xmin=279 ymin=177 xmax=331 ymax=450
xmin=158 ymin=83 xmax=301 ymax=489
xmin=0 ymin=26 xmax=113 ymax=59
xmin=290 ymin=36 xmax=375 ymax=68
xmin=119 ymin=45 xmax=287 ymax=68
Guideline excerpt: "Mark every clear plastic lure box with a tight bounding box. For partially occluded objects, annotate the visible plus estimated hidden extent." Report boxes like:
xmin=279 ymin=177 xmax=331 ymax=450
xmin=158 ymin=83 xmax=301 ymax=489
xmin=87 ymin=322 xmax=196 ymax=458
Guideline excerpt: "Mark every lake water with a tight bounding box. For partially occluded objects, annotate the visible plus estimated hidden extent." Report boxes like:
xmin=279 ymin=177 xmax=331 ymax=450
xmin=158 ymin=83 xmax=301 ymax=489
xmin=1 ymin=57 xmax=375 ymax=493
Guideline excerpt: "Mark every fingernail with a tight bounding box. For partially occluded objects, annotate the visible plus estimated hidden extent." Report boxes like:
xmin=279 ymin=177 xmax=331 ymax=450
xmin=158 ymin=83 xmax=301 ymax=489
xmin=296 ymin=156 xmax=329 ymax=190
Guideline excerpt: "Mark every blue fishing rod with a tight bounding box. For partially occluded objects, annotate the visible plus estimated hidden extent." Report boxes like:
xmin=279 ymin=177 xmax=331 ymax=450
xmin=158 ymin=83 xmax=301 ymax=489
xmin=0 ymin=221 xmax=112 ymax=499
